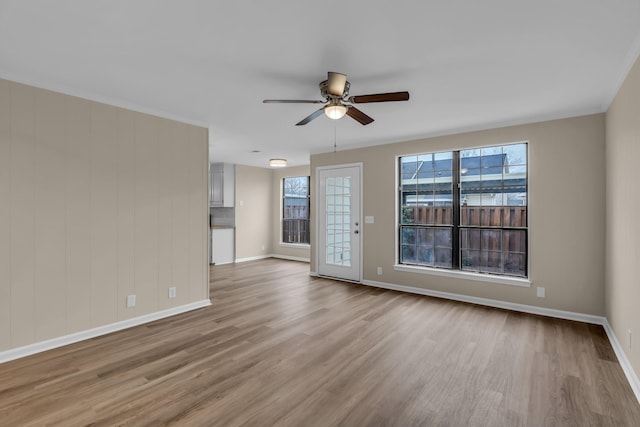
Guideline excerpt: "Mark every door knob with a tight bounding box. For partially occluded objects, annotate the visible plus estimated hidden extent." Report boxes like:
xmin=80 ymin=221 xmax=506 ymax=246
xmin=354 ymin=230 xmax=359 ymax=234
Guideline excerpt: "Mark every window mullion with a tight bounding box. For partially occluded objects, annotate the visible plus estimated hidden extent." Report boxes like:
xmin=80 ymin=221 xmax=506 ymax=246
xmin=452 ymin=151 xmax=460 ymax=270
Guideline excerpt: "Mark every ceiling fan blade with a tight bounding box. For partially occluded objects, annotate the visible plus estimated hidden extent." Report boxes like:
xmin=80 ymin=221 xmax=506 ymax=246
xmin=346 ymin=106 xmax=374 ymax=125
xmin=327 ymin=72 xmax=347 ymax=97
xmin=295 ymin=108 xmax=325 ymax=126
xmin=263 ymin=99 xmax=325 ymax=104
xmin=349 ymin=91 xmax=410 ymax=104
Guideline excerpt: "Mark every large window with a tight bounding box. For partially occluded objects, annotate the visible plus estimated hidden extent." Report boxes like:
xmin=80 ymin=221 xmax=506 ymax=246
xmin=283 ymin=176 xmax=310 ymax=244
xmin=399 ymin=142 xmax=527 ymax=277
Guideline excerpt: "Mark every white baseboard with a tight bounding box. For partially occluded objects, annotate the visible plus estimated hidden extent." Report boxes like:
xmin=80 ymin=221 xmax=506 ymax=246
xmin=602 ymin=319 xmax=640 ymax=404
xmin=233 ymin=255 xmax=310 ymax=264
xmin=271 ymin=255 xmax=310 ymax=263
xmin=234 ymin=255 xmax=272 ymax=263
xmin=0 ymin=299 xmax=211 ymax=364
xmin=362 ymin=279 xmax=605 ymax=324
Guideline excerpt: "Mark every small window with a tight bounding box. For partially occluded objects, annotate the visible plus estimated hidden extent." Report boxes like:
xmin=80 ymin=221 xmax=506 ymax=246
xmin=283 ymin=176 xmax=310 ymax=244
xmin=399 ymin=142 xmax=527 ymax=278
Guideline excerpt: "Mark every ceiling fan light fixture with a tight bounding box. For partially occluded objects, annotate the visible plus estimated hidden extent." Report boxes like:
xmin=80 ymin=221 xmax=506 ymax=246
xmin=269 ymin=158 xmax=287 ymax=168
xmin=324 ymin=103 xmax=348 ymax=120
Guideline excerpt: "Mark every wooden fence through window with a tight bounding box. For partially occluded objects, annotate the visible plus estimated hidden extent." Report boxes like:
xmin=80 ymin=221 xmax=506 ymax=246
xmin=282 ymin=219 xmax=310 ymax=244
xmin=403 ymin=205 xmax=526 ymax=228
xmin=403 ymin=205 xmax=527 ymax=275
xmin=283 ymin=205 xmax=310 ymax=244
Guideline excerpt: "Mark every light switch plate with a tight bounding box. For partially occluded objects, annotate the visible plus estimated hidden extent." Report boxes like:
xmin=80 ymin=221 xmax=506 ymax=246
xmin=365 ymin=216 xmax=374 ymax=224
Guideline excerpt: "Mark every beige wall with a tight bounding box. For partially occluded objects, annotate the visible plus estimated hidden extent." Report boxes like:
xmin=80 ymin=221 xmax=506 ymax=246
xmin=271 ymin=165 xmax=311 ymax=261
xmin=0 ymin=79 xmax=209 ymax=352
xmin=235 ymin=165 xmax=273 ymax=260
xmin=234 ymin=164 xmax=312 ymax=262
xmin=311 ymin=114 xmax=606 ymax=315
xmin=606 ymin=57 xmax=640 ymax=375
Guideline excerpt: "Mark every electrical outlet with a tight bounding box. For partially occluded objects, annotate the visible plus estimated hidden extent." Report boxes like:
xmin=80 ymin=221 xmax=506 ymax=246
xmin=126 ymin=294 xmax=136 ymax=308
xmin=536 ymin=287 xmax=545 ymax=298
xmin=377 ymin=266 xmax=383 ymax=275
xmin=261 ymin=245 xmax=265 ymax=251
xmin=628 ymin=329 xmax=632 ymax=349
xmin=168 ymin=287 xmax=177 ymax=299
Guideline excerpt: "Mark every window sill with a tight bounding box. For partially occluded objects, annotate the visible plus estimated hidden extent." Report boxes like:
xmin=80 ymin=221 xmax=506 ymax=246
xmin=393 ymin=264 xmax=531 ymax=288
xmin=280 ymin=243 xmax=311 ymax=249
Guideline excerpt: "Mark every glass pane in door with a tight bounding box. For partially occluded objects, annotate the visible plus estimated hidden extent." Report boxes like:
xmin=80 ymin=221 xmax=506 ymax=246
xmin=325 ymin=177 xmax=351 ymax=267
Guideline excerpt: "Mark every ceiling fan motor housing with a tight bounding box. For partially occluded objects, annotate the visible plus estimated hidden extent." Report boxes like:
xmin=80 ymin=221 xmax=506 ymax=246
xmin=320 ymin=79 xmax=350 ymax=100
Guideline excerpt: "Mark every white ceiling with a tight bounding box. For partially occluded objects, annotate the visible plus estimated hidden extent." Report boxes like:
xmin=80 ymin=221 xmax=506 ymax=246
xmin=1 ymin=1 xmax=639 ymax=168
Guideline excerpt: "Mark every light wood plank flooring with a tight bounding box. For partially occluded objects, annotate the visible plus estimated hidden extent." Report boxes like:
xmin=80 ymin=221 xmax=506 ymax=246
xmin=1 ymin=258 xmax=639 ymax=426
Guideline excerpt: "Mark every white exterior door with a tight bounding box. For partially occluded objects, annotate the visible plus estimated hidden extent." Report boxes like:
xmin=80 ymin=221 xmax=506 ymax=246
xmin=317 ymin=165 xmax=361 ymax=282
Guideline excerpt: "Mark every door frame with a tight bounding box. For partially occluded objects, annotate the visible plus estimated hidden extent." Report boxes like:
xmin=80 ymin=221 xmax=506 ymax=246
xmin=315 ymin=163 xmax=363 ymax=282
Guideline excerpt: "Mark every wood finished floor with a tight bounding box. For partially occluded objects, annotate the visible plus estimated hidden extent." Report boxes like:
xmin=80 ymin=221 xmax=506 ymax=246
xmin=1 ymin=259 xmax=639 ymax=426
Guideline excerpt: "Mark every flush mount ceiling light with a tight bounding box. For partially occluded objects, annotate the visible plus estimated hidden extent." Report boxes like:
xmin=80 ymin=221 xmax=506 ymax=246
xmin=269 ymin=158 xmax=287 ymax=167
xmin=324 ymin=102 xmax=348 ymax=120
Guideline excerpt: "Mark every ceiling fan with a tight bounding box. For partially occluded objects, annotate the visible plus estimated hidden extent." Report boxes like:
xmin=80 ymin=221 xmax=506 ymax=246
xmin=263 ymin=71 xmax=409 ymax=126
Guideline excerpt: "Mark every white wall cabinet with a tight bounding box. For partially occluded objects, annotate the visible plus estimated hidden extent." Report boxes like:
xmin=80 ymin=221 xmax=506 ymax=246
xmin=210 ymin=163 xmax=235 ymax=207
